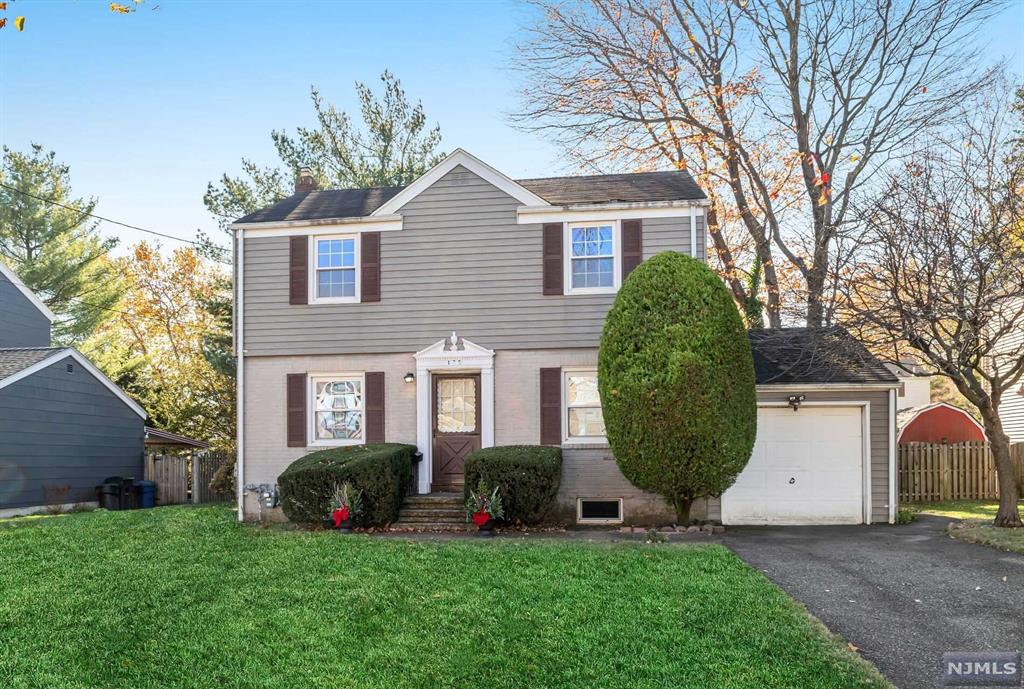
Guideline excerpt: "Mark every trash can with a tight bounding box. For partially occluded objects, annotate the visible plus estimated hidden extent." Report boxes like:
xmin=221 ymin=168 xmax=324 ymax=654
xmin=98 ymin=479 xmax=123 ymax=510
xmin=135 ymin=480 xmax=156 ymax=509
xmin=120 ymin=478 xmax=137 ymax=509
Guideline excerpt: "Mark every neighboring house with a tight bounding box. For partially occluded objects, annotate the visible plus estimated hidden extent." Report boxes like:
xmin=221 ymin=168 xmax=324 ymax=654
xmin=144 ymin=427 xmax=211 ymax=452
xmin=897 ymin=403 xmax=986 ymax=444
xmin=993 ymin=297 xmax=1024 ymax=442
xmin=234 ymin=149 xmax=901 ymax=526
xmin=886 ymin=363 xmax=931 ymax=410
xmin=0 ymin=261 xmax=146 ymax=517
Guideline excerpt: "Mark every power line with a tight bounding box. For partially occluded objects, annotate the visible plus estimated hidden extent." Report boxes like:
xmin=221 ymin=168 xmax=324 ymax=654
xmin=0 ymin=181 xmax=230 ymax=259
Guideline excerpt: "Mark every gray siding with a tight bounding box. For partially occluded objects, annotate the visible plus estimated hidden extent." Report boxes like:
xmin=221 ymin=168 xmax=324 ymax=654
xmin=0 ymin=272 xmax=50 ymax=347
xmin=0 ymin=357 xmax=144 ymax=509
xmin=242 ymin=165 xmax=704 ymax=356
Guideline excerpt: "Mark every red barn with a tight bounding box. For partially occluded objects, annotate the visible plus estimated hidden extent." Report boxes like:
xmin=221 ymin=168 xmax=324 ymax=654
xmin=897 ymin=402 xmax=986 ymax=444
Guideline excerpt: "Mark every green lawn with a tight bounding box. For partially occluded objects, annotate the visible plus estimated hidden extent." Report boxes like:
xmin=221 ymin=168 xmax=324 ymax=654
xmin=0 ymin=506 xmax=889 ymax=689
xmin=914 ymin=500 xmax=1024 ymax=554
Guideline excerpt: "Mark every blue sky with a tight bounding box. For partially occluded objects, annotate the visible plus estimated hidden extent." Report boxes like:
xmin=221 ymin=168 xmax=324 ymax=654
xmin=1 ymin=0 xmax=1022 ymax=255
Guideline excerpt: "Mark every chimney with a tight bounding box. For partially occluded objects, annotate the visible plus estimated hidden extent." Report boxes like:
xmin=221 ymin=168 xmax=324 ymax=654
xmin=296 ymin=167 xmax=318 ymax=193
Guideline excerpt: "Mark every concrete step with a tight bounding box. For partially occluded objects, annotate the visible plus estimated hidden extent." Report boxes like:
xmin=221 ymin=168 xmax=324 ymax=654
xmin=396 ymin=513 xmax=466 ymax=525
xmin=403 ymin=494 xmax=462 ymax=506
xmin=389 ymin=523 xmax=473 ymax=533
xmin=398 ymin=507 xmax=465 ymax=518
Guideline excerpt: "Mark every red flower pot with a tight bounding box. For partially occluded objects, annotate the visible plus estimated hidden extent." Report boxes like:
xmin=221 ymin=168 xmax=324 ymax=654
xmin=471 ymin=510 xmax=491 ymax=527
xmin=332 ymin=507 xmax=352 ymax=533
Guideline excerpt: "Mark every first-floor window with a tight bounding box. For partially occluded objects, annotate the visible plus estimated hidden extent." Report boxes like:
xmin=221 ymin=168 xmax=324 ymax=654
xmin=564 ymin=369 xmax=606 ymax=440
xmin=312 ymin=376 xmax=364 ymax=443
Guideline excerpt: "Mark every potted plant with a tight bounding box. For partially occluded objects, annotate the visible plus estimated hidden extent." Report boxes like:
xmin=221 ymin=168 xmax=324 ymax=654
xmin=329 ymin=482 xmax=363 ymax=534
xmin=465 ymin=479 xmax=503 ymax=537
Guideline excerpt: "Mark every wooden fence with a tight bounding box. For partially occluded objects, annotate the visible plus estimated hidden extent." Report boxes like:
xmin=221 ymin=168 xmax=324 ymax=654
xmin=899 ymin=441 xmax=1024 ymax=502
xmin=144 ymin=452 xmax=233 ymax=506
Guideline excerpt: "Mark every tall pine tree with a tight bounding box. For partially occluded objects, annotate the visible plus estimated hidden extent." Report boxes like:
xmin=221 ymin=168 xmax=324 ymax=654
xmin=0 ymin=144 xmax=123 ymax=345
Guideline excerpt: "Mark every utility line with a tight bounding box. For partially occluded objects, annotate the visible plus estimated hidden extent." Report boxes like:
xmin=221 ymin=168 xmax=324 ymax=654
xmin=0 ymin=181 xmax=230 ymax=260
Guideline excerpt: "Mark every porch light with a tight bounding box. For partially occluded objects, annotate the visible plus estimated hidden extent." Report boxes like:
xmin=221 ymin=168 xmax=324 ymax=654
xmin=787 ymin=394 xmax=805 ymax=411
xmin=404 ymin=372 xmax=415 ymax=384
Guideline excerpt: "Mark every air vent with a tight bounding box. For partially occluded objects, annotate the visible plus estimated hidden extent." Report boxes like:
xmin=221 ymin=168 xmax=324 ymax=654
xmin=65 ymin=362 xmax=74 ymax=374
xmin=577 ymin=498 xmax=623 ymax=524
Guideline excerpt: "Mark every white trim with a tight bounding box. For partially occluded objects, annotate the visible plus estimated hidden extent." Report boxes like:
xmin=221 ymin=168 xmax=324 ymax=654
xmin=373 ymin=149 xmax=550 ymax=216
xmin=563 ymin=220 xmax=621 ymax=295
xmin=0 ymin=349 xmax=147 ymax=419
xmin=236 ymin=232 xmax=245 ymax=521
xmin=561 ymin=367 xmax=607 ymax=444
xmin=0 ymin=261 xmax=56 ymax=322
xmin=576 ymin=497 xmax=623 ymax=525
xmin=888 ymin=388 xmax=897 ymax=524
xmin=307 ymin=373 xmax=366 ymax=447
xmin=308 ymin=234 xmax=360 ymax=305
xmin=517 ymin=203 xmax=702 ymax=225
xmin=234 ymin=216 xmax=403 ymax=236
xmin=751 ymin=401 xmax=873 ymax=524
xmin=894 ymin=401 xmax=987 ymax=442
xmin=689 ymin=205 xmax=697 ymax=257
xmin=413 ymin=333 xmax=495 ymax=494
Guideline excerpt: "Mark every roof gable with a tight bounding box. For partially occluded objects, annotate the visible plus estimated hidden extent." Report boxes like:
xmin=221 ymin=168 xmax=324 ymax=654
xmin=0 ymin=348 xmax=147 ymax=419
xmin=0 ymin=262 xmax=56 ymax=322
xmin=370 ymin=149 xmax=550 ymax=216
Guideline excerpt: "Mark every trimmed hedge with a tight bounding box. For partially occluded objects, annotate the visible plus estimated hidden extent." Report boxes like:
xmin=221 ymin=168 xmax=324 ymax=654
xmin=277 ymin=443 xmax=416 ymax=526
xmin=598 ymin=251 xmax=757 ymax=524
xmin=464 ymin=445 xmax=562 ymax=525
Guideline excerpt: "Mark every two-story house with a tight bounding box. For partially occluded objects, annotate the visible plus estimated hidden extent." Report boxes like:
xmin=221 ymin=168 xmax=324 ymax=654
xmin=234 ymin=149 xmax=900 ymax=526
xmin=0 ymin=261 xmax=146 ymax=517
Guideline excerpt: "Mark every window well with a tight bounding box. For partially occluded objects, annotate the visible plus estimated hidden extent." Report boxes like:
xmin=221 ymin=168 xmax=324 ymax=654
xmin=577 ymin=498 xmax=623 ymax=524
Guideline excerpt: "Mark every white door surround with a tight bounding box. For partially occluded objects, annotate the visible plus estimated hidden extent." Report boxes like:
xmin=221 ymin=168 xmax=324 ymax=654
xmin=414 ymin=332 xmax=495 ymax=494
xmin=721 ymin=402 xmax=872 ymax=525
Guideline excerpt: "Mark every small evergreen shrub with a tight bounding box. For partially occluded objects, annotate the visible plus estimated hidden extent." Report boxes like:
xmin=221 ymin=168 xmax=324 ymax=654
xmin=277 ymin=443 xmax=416 ymax=526
xmin=598 ymin=251 xmax=757 ymax=524
xmin=463 ymin=445 xmax=562 ymax=524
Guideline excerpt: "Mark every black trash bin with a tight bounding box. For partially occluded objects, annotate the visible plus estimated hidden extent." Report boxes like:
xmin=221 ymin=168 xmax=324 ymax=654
xmin=98 ymin=477 xmax=123 ymax=510
xmin=120 ymin=478 xmax=136 ymax=509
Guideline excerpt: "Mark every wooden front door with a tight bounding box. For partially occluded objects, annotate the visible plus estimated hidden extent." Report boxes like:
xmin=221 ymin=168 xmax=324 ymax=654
xmin=432 ymin=374 xmax=481 ymax=492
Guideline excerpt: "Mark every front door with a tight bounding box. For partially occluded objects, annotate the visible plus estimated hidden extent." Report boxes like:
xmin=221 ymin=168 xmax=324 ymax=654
xmin=432 ymin=374 xmax=481 ymax=492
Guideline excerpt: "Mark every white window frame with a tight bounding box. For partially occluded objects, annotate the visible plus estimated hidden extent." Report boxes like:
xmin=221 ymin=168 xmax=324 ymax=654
xmin=309 ymin=234 xmax=360 ymax=304
xmin=576 ymin=497 xmax=623 ymax=525
xmin=308 ymin=373 xmax=366 ymax=447
xmin=563 ymin=220 xmax=621 ymax=295
xmin=562 ymin=367 xmax=607 ymax=444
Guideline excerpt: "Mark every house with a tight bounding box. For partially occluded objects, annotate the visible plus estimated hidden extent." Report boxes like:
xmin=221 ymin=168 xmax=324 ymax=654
xmin=0 ymin=261 xmax=146 ymax=517
xmin=897 ymin=403 xmax=986 ymax=444
xmin=886 ymin=363 xmax=931 ymax=410
xmin=994 ymin=298 xmax=1024 ymax=442
xmin=233 ymin=149 xmax=900 ymax=526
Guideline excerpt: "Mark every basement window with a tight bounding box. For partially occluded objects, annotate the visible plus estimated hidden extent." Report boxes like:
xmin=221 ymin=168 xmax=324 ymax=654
xmin=577 ymin=498 xmax=623 ymax=524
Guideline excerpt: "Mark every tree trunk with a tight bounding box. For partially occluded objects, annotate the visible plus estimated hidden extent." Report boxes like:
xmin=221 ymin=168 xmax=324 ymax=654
xmin=980 ymin=410 xmax=1023 ymax=528
xmin=674 ymin=497 xmax=694 ymax=526
xmin=805 ymin=264 xmax=826 ymax=328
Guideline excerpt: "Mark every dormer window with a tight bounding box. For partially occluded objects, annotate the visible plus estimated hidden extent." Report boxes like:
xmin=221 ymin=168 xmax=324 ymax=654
xmin=311 ymin=235 xmax=359 ymax=303
xmin=564 ymin=221 xmax=621 ymax=295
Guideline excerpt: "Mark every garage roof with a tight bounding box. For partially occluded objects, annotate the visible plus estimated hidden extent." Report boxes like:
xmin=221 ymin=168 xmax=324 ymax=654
xmin=749 ymin=327 xmax=899 ymax=385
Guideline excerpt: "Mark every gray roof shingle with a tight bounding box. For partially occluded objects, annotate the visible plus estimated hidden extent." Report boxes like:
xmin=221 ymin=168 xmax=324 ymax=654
xmin=748 ymin=328 xmax=899 ymax=385
xmin=0 ymin=347 xmax=65 ymax=381
xmin=233 ymin=169 xmax=705 ymax=225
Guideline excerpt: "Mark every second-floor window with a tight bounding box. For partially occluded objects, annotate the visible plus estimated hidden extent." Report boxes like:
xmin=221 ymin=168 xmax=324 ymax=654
xmin=565 ymin=222 xmax=621 ymax=294
xmin=313 ymin=236 xmax=359 ymax=303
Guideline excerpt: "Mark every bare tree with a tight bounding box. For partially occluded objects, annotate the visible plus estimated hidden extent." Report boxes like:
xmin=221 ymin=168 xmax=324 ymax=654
xmin=845 ymin=89 xmax=1024 ymax=528
xmin=515 ymin=0 xmax=1005 ymax=327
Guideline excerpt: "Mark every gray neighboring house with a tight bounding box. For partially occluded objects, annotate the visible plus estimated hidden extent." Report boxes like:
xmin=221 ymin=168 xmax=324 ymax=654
xmin=0 ymin=262 xmax=146 ymax=517
xmin=234 ymin=149 xmax=900 ymax=526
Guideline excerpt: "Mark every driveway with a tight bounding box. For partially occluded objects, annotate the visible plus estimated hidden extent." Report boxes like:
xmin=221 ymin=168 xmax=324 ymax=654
xmin=722 ymin=516 xmax=1024 ymax=689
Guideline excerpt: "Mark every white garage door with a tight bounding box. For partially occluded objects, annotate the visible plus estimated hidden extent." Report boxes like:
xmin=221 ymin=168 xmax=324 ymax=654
xmin=721 ymin=406 xmax=865 ymax=525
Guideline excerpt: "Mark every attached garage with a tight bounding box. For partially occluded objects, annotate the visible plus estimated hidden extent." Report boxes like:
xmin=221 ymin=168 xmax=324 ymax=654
xmin=722 ymin=405 xmax=867 ymax=525
xmin=718 ymin=328 xmax=901 ymax=526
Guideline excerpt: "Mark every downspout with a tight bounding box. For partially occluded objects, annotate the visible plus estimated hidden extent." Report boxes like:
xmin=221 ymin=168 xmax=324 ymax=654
xmin=888 ymin=387 xmax=897 ymax=523
xmin=235 ymin=227 xmax=245 ymax=522
xmin=689 ymin=205 xmax=697 ymax=258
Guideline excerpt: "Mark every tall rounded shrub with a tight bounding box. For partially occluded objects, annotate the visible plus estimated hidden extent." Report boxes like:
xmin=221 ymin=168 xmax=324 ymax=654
xmin=598 ymin=251 xmax=756 ymax=523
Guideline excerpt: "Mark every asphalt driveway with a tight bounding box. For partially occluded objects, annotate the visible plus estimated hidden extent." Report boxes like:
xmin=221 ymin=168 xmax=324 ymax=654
xmin=723 ymin=516 xmax=1024 ymax=689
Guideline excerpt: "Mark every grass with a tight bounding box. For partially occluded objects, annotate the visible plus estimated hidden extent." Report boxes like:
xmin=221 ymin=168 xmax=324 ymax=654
xmin=912 ymin=500 xmax=1024 ymax=554
xmin=0 ymin=506 xmax=890 ymax=689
